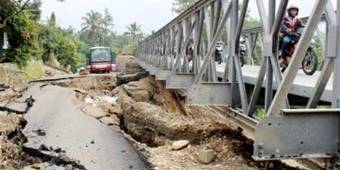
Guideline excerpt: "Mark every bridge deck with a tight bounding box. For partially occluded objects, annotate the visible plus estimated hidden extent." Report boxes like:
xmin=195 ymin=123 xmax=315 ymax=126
xmin=215 ymin=64 xmax=333 ymax=103
xmin=140 ymin=58 xmax=333 ymax=103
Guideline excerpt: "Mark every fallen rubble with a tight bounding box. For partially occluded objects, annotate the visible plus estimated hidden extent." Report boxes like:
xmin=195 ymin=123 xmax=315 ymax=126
xmin=29 ymin=56 xmax=295 ymax=169
xmin=66 ymin=72 xmax=294 ymax=170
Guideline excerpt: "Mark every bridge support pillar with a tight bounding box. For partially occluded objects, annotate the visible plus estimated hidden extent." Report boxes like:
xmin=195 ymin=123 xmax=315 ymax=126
xmin=155 ymin=70 xmax=171 ymax=81
xmin=187 ymin=82 xmax=239 ymax=106
xmin=253 ymin=109 xmax=340 ymax=160
xmin=166 ymin=73 xmax=194 ymax=89
xmin=146 ymin=65 xmax=159 ymax=75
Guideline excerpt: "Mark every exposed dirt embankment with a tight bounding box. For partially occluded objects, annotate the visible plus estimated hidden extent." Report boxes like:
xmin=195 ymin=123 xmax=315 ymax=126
xmin=0 ymin=61 xmax=68 ymax=88
xmin=51 ymin=75 xmax=117 ymax=92
xmin=112 ymin=76 xmax=292 ymax=170
xmin=63 ymin=71 xmax=293 ymax=170
xmin=114 ymin=77 xmax=238 ymax=145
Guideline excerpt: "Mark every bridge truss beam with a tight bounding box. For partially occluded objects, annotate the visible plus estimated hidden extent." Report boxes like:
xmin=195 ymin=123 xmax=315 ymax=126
xmin=137 ymin=0 xmax=340 ymax=167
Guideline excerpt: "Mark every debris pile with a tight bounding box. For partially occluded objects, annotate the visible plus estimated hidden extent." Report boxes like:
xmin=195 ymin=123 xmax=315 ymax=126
xmin=72 ymin=73 xmax=288 ymax=169
xmin=49 ymin=56 xmax=294 ymax=169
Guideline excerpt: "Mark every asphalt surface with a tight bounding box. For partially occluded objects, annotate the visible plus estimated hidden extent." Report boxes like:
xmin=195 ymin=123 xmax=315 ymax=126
xmin=22 ymin=83 xmax=147 ymax=170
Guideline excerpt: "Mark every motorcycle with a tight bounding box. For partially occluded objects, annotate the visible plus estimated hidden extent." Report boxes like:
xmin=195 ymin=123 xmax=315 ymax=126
xmin=279 ymin=34 xmax=318 ymax=76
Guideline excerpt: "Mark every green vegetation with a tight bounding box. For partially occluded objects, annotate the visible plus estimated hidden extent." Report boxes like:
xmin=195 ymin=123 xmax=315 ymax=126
xmin=0 ymin=0 xmax=144 ymax=72
xmin=172 ymin=0 xmax=197 ymax=14
xmin=79 ymin=9 xmax=114 ymax=47
xmin=255 ymin=107 xmax=265 ymax=119
xmin=0 ymin=0 xmax=324 ymax=73
xmin=3 ymin=11 xmax=42 ymax=67
xmin=22 ymin=61 xmax=45 ymax=79
xmin=0 ymin=0 xmax=80 ymax=70
xmin=79 ymin=9 xmax=144 ymax=56
xmin=40 ymin=13 xmax=83 ymax=72
xmin=0 ymin=61 xmax=45 ymax=86
xmin=313 ymin=30 xmax=325 ymax=67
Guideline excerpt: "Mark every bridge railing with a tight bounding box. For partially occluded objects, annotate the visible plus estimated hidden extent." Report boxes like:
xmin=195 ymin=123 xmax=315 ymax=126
xmin=137 ymin=0 xmax=340 ymax=165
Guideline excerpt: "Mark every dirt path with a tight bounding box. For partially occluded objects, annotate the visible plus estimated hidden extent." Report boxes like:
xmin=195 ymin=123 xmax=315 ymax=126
xmin=22 ymin=83 xmax=147 ymax=170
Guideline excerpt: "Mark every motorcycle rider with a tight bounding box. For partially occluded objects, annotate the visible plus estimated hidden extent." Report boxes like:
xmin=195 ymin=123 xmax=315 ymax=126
xmin=279 ymin=5 xmax=304 ymax=69
xmin=215 ymin=41 xmax=224 ymax=65
xmin=239 ymin=37 xmax=247 ymax=66
xmin=186 ymin=40 xmax=194 ymax=62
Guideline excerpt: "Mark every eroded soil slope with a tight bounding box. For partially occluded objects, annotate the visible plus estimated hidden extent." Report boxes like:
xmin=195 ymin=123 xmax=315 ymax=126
xmin=58 ymin=73 xmax=293 ymax=170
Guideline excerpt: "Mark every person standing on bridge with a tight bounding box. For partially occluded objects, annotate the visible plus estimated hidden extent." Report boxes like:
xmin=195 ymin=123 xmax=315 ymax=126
xmin=279 ymin=5 xmax=304 ymax=71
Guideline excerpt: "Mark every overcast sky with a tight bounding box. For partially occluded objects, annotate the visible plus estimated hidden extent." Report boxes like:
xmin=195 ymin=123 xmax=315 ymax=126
xmin=40 ymin=0 xmax=337 ymax=34
xmin=41 ymin=0 xmax=176 ymax=34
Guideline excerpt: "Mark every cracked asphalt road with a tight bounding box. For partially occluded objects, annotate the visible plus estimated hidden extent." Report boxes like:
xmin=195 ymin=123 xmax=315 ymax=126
xmin=22 ymin=83 xmax=147 ymax=170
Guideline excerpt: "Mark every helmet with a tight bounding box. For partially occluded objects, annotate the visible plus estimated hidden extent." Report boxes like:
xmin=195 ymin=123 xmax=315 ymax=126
xmin=287 ymin=5 xmax=299 ymax=12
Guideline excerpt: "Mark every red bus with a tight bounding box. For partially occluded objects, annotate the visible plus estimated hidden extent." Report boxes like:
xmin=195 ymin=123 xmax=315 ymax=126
xmin=86 ymin=47 xmax=115 ymax=73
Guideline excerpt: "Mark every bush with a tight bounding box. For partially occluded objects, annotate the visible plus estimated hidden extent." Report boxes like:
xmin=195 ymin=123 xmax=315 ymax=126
xmin=3 ymin=12 xmax=42 ymax=67
xmin=40 ymin=24 xmax=85 ymax=71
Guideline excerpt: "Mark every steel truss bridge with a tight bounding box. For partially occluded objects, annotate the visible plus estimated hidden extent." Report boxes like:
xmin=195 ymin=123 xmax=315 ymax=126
xmin=136 ymin=0 xmax=340 ymax=169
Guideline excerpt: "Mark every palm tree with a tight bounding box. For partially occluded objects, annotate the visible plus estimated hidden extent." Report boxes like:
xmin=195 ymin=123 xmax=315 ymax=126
xmin=80 ymin=9 xmax=115 ymax=47
xmin=80 ymin=10 xmax=103 ymax=46
xmin=125 ymin=22 xmax=143 ymax=42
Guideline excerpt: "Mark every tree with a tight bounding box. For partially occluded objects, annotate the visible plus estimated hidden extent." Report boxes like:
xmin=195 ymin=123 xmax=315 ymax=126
xmin=101 ymin=9 xmax=115 ymax=47
xmin=0 ymin=0 xmax=84 ymax=69
xmin=80 ymin=10 xmax=103 ymax=46
xmin=125 ymin=22 xmax=143 ymax=42
xmin=49 ymin=12 xmax=56 ymax=27
xmin=0 ymin=0 xmax=31 ymax=29
xmin=2 ymin=11 xmax=42 ymax=66
xmin=0 ymin=0 xmax=43 ymax=29
xmin=27 ymin=0 xmax=42 ymax=20
xmin=172 ymin=0 xmax=197 ymax=14
xmin=80 ymin=9 xmax=115 ymax=47
xmin=112 ymin=22 xmax=144 ymax=55
xmin=40 ymin=15 xmax=83 ymax=71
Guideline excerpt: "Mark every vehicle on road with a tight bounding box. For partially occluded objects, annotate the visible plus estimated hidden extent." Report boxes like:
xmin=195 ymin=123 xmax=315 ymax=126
xmin=279 ymin=38 xmax=318 ymax=76
xmin=278 ymin=4 xmax=318 ymax=76
xmin=87 ymin=47 xmax=115 ymax=73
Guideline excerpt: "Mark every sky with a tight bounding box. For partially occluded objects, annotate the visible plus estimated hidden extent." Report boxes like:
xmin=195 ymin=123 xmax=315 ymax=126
xmin=40 ymin=0 xmax=337 ymax=34
xmin=40 ymin=0 xmax=177 ymax=34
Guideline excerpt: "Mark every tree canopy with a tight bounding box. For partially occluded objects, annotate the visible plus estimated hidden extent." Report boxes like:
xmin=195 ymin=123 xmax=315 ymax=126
xmin=125 ymin=22 xmax=143 ymax=42
xmin=172 ymin=0 xmax=197 ymax=14
xmin=0 ymin=0 xmax=144 ymax=71
xmin=80 ymin=9 xmax=115 ymax=47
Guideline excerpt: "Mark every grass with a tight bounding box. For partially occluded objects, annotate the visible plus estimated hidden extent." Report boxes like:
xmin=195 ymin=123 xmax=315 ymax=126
xmin=254 ymin=107 xmax=265 ymax=120
xmin=0 ymin=60 xmax=45 ymax=87
xmin=22 ymin=61 xmax=45 ymax=80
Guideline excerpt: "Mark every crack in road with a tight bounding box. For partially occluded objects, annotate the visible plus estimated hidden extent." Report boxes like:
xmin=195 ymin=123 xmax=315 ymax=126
xmin=22 ymin=83 xmax=147 ymax=170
